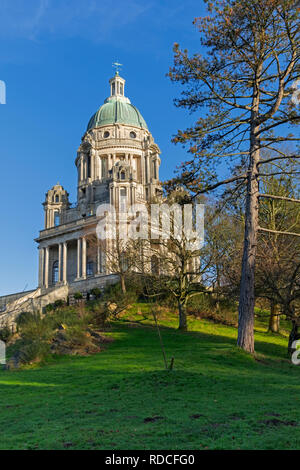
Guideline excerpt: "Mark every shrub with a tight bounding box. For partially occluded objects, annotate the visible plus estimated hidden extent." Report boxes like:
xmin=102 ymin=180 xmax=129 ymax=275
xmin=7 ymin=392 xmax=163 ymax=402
xmin=17 ymin=312 xmax=53 ymax=342
xmin=187 ymin=293 xmax=238 ymax=327
xmin=53 ymin=299 xmax=65 ymax=309
xmin=17 ymin=340 xmax=51 ymax=365
xmin=103 ymin=282 xmax=138 ymax=310
xmin=45 ymin=303 xmax=55 ymax=313
xmin=74 ymin=292 xmax=83 ymax=300
xmin=49 ymin=307 xmax=80 ymax=328
xmin=0 ymin=325 xmax=12 ymax=343
xmin=90 ymin=302 xmax=110 ymax=329
xmin=187 ymin=293 xmax=213 ymax=315
xmin=90 ymin=288 xmax=102 ymax=299
xmin=64 ymin=325 xmax=91 ymax=348
xmin=16 ymin=311 xmax=36 ymax=328
xmin=7 ymin=299 xmax=114 ymax=367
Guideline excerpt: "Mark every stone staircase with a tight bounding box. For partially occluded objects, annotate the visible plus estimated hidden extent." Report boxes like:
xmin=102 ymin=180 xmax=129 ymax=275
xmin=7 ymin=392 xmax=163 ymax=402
xmin=0 ymin=285 xmax=69 ymax=330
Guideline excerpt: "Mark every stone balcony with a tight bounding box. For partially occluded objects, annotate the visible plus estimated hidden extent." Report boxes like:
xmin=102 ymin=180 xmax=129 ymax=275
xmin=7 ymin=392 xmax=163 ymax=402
xmin=36 ymin=213 xmax=99 ymax=242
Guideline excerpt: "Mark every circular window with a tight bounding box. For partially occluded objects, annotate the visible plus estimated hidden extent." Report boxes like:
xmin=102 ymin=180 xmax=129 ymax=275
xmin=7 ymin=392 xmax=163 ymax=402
xmin=104 ymin=131 xmax=110 ymax=138
xmin=130 ymin=131 xmax=136 ymax=139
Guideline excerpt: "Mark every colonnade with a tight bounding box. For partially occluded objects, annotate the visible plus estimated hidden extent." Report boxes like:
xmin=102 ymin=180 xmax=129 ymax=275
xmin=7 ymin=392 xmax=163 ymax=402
xmin=39 ymin=237 xmax=104 ymax=289
xmin=78 ymin=152 xmax=159 ymax=184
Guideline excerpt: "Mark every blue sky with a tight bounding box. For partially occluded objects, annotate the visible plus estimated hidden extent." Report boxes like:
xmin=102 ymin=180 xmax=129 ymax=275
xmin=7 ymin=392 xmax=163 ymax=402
xmin=0 ymin=0 xmax=206 ymax=295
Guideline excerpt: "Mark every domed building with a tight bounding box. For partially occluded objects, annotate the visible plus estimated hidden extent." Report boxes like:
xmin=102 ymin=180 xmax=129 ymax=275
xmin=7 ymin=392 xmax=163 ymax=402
xmin=35 ymin=72 xmax=162 ymax=297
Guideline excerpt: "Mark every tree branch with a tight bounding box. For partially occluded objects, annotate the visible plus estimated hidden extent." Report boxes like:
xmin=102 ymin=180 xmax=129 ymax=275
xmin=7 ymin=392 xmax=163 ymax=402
xmin=258 ymin=227 xmax=300 ymax=237
xmin=191 ymin=174 xmax=247 ymax=198
xmin=258 ymin=194 xmax=300 ymax=204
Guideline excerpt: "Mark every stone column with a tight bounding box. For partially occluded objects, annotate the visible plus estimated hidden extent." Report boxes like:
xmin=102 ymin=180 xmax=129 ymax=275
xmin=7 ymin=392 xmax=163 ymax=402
xmin=146 ymin=154 xmax=150 ymax=183
xmin=82 ymin=158 xmax=85 ymax=180
xmin=115 ymin=186 xmax=119 ymax=210
xmin=102 ymin=250 xmax=106 ymax=274
xmin=95 ymin=152 xmax=98 ymax=179
xmin=155 ymin=158 xmax=159 ymax=180
xmin=110 ymin=186 xmax=114 ymax=206
xmin=63 ymin=242 xmax=68 ymax=284
xmin=82 ymin=237 xmax=87 ymax=279
xmin=80 ymin=156 xmax=83 ymax=181
xmin=90 ymin=150 xmax=95 ymax=180
xmin=97 ymin=245 xmax=101 ymax=275
xmin=141 ymin=155 xmax=146 ymax=184
xmin=45 ymin=246 xmax=49 ymax=289
xmin=108 ymin=154 xmax=113 ymax=171
xmin=38 ymin=248 xmax=44 ymax=287
xmin=58 ymin=243 xmax=62 ymax=283
xmin=102 ymin=156 xmax=106 ymax=178
xmin=98 ymin=155 xmax=102 ymax=180
xmin=77 ymin=238 xmax=81 ymax=279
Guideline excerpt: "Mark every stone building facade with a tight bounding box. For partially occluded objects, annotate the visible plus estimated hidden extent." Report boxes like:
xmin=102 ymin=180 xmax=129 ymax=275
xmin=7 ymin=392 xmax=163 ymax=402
xmin=35 ymin=72 xmax=162 ymax=297
xmin=0 ymin=71 xmax=162 ymax=324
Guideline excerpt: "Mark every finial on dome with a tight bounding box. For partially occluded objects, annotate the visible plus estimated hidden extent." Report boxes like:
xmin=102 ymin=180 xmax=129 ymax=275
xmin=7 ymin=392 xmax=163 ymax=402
xmin=112 ymin=61 xmax=122 ymax=76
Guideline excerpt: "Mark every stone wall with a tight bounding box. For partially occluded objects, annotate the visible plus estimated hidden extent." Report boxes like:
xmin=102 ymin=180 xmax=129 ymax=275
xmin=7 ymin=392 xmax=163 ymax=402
xmin=0 ymin=274 xmax=119 ymax=330
xmin=0 ymin=290 xmax=35 ymax=312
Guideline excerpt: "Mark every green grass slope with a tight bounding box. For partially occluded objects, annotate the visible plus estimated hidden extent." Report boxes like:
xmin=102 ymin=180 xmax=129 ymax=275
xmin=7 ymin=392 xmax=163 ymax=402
xmin=0 ymin=315 xmax=299 ymax=450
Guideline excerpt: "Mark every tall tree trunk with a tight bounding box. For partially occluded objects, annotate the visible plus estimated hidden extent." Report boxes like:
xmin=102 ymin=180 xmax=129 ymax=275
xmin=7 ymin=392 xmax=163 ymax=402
xmin=237 ymin=171 xmax=258 ymax=353
xmin=268 ymin=301 xmax=280 ymax=333
xmin=178 ymin=300 xmax=187 ymax=331
xmin=120 ymin=274 xmax=126 ymax=294
xmin=237 ymin=87 xmax=261 ymax=353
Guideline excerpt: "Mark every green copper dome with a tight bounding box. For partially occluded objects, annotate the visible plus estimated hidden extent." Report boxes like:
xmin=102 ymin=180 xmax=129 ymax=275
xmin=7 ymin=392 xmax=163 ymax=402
xmin=87 ymin=96 xmax=148 ymax=131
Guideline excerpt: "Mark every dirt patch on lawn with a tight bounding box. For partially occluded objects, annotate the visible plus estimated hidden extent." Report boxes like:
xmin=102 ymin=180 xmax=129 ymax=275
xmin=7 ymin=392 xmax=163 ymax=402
xmin=261 ymin=418 xmax=298 ymax=427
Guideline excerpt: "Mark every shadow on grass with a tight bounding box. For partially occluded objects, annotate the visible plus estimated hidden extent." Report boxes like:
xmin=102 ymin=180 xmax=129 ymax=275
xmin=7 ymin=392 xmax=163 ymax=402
xmin=114 ymin=319 xmax=289 ymax=363
xmin=0 ymin=319 xmax=292 ymax=396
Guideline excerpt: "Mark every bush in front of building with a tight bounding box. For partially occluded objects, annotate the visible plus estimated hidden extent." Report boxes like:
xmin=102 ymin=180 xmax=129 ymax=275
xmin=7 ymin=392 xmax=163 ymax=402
xmin=90 ymin=288 xmax=102 ymax=299
xmin=5 ymin=305 xmax=113 ymax=368
xmin=0 ymin=324 xmax=13 ymax=343
xmin=74 ymin=292 xmax=83 ymax=300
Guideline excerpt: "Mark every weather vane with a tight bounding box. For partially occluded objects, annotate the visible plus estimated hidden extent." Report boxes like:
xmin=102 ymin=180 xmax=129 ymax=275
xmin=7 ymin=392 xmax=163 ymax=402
xmin=112 ymin=61 xmax=123 ymax=75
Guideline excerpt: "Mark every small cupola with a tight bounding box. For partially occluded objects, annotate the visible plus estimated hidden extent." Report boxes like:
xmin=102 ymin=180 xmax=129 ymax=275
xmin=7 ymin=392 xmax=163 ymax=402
xmin=43 ymin=183 xmax=70 ymax=229
xmin=109 ymin=72 xmax=125 ymax=98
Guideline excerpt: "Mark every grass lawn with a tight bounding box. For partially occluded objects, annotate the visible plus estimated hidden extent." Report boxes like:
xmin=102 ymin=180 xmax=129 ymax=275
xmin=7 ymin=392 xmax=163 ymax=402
xmin=0 ymin=309 xmax=299 ymax=450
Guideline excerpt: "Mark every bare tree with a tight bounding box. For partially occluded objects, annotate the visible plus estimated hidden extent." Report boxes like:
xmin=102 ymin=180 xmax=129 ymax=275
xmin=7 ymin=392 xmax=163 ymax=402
xmin=144 ymin=189 xmax=233 ymax=331
xmin=88 ymin=233 xmax=139 ymax=294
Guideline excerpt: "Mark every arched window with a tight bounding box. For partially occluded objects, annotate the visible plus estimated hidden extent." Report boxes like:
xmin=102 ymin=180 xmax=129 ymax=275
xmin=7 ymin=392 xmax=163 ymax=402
xmin=87 ymin=155 xmax=91 ymax=178
xmin=55 ymin=195 xmax=59 ymax=203
xmin=87 ymin=260 xmax=94 ymax=277
xmin=101 ymin=157 xmax=108 ymax=177
xmin=151 ymin=255 xmax=159 ymax=275
xmin=52 ymin=261 xmax=59 ymax=285
xmin=104 ymin=131 xmax=110 ymax=138
xmin=120 ymin=188 xmax=127 ymax=211
xmin=130 ymin=131 xmax=136 ymax=139
xmin=54 ymin=211 xmax=60 ymax=227
xmin=153 ymin=160 xmax=157 ymax=179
